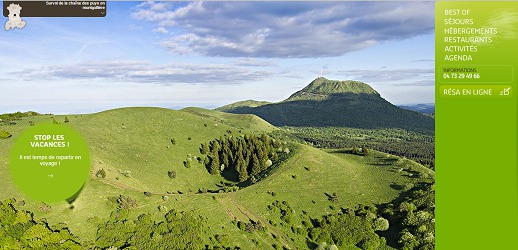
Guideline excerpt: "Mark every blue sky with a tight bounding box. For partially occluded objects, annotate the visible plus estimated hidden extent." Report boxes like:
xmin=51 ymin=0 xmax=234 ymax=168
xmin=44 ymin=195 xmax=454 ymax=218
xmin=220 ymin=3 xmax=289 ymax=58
xmin=1 ymin=1 xmax=435 ymax=114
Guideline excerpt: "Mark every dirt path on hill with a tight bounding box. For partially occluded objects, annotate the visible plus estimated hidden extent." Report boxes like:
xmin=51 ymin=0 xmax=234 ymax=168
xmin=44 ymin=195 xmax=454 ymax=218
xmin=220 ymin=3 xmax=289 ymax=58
xmin=217 ymin=197 xmax=238 ymax=220
xmin=226 ymin=195 xmax=295 ymax=249
xmin=99 ymin=177 xmax=295 ymax=248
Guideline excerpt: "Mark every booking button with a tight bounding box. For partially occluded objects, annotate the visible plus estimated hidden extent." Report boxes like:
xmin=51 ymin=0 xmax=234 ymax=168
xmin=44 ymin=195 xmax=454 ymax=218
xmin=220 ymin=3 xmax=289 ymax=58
xmin=439 ymin=85 xmax=512 ymax=99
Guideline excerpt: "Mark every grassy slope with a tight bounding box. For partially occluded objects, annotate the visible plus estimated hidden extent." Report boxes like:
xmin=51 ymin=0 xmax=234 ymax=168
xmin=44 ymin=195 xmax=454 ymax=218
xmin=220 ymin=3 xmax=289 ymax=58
xmin=215 ymin=100 xmax=272 ymax=112
xmin=70 ymin=107 xmax=241 ymax=194
xmin=181 ymin=107 xmax=276 ymax=133
xmin=0 ymin=108 xmax=280 ymax=245
xmin=0 ymin=115 xmax=58 ymax=200
xmin=233 ymin=145 xmax=434 ymax=249
xmin=0 ymin=107 xmax=434 ymax=249
xmin=237 ymin=145 xmax=434 ymax=214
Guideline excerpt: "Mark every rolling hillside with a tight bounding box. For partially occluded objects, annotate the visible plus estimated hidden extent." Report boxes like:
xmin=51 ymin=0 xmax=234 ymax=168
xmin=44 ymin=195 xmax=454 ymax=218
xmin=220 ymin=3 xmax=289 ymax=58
xmin=181 ymin=107 xmax=277 ymax=133
xmin=0 ymin=107 xmax=434 ymax=249
xmin=218 ymin=77 xmax=435 ymax=132
xmin=216 ymin=100 xmax=273 ymax=113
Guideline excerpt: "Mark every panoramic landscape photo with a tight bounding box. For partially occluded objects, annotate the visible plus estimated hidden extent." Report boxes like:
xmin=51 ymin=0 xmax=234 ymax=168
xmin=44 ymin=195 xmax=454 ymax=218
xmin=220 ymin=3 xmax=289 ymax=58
xmin=0 ymin=1 xmax=435 ymax=249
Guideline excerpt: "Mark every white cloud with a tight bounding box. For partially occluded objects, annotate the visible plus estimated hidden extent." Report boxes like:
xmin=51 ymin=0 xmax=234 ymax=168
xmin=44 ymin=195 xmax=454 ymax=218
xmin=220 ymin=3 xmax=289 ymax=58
xmin=9 ymin=60 xmax=275 ymax=85
xmin=233 ymin=58 xmax=277 ymax=67
xmin=128 ymin=24 xmax=143 ymax=30
xmin=152 ymin=27 xmax=168 ymax=33
xmin=131 ymin=1 xmax=434 ymax=58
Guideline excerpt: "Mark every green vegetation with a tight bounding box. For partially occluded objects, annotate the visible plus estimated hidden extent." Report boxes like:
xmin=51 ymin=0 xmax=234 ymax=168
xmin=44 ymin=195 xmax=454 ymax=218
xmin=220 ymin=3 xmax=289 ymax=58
xmin=288 ymin=77 xmax=380 ymax=100
xmin=96 ymin=209 xmax=211 ymax=249
xmin=286 ymin=127 xmax=435 ymax=169
xmin=182 ymin=107 xmax=276 ymax=133
xmin=215 ymin=99 xmax=272 ymax=112
xmin=0 ymin=111 xmax=40 ymax=122
xmin=1 ymin=198 xmax=233 ymax=249
xmin=352 ymin=145 xmax=370 ymax=156
xmin=96 ymin=169 xmax=106 ymax=178
xmin=0 ymin=111 xmax=40 ymax=128
xmin=379 ymin=184 xmax=435 ymax=249
xmin=218 ymin=77 xmax=434 ymax=132
xmin=263 ymin=199 xmax=394 ymax=249
xmin=315 ymin=242 xmax=339 ymax=250
xmin=309 ymin=207 xmax=387 ymax=249
xmin=0 ymin=130 xmax=12 ymax=139
xmin=234 ymin=144 xmax=433 ymax=249
xmin=68 ymin=107 xmax=246 ymax=194
xmin=0 ymin=199 xmax=82 ymax=249
xmin=108 ymin=195 xmax=138 ymax=210
xmin=235 ymin=219 xmax=266 ymax=233
xmin=201 ymin=134 xmax=280 ymax=182
xmin=0 ymin=107 xmax=434 ymax=249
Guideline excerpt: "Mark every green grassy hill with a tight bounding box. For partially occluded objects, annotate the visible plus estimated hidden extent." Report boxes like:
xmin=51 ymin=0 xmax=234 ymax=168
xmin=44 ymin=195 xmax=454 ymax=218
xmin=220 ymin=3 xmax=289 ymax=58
xmin=69 ymin=107 xmax=245 ymax=194
xmin=218 ymin=77 xmax=435 ymax=132
xmin=215 ymin=100 xmax=272 ymax=112
xmin=0 ymin=107 xmax=434 ymax=249
xmin=181 ymin=107 xmax=276 ymax=133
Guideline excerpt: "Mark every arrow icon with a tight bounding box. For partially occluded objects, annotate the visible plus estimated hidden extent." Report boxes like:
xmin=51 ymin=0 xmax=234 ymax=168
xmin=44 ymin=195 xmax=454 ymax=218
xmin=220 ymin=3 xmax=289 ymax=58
xmin=48 ymin=174 xmax=54 ymax=178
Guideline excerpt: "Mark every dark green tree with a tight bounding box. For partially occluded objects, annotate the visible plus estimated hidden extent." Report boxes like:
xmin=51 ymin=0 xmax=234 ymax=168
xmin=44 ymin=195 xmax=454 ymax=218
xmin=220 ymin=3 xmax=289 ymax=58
xmin=209 ymin=152 xmax=220 ymax=175
xmin=361 ymin=146 xmax=369 ymax=156
xmin=250 ymin=154 xmax=261 ymax=176
xmin=96 ymin=169 xmax=106 ymax=178
xmin=210 ymin=140 xmax=221 ymax=153
xmin=200 ymin=142 xmax=209 ymax=154
xmin=257 ymin=147 xmax=268 ymax=172
xmin=0 ymin=199 xmax=82 ymax=249
xmin=201 ymin=133 xmax=284 ymax=183
xmin=222 ymin=145 xmax=232 ymax=168
xmin=237 ymin=160 xmax=249 ymax=182
xmin=0 ymin=130 xmax=12 ymax=139
xmin=183 ymin=159 xmax=192 ymax=168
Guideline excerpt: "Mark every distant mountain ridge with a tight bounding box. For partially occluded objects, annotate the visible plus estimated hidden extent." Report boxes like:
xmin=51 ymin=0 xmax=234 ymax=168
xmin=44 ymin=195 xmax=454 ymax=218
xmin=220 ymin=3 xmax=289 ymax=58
xmin=216 ymin=100 xmax=272 ymax=112
xmin=216 ymin=77 xmax=434 ymax=132
xmin=398 ymin=103 xmax=435 ymax=115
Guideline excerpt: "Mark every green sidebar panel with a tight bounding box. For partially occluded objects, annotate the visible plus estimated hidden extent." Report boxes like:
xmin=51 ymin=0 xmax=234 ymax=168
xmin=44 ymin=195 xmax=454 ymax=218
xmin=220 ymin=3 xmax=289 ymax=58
xmin=436 ymin=2 xmax=518 ymax=249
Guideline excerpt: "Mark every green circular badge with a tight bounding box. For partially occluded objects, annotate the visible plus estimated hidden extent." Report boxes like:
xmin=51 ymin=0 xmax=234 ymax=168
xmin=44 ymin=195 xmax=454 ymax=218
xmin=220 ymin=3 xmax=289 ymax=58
xmin=9 ymin=123 xmax=90 ymax=202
